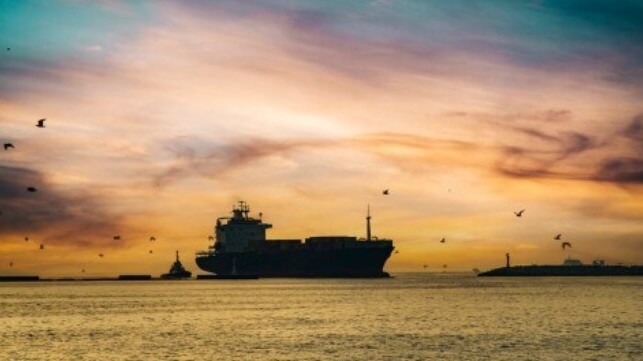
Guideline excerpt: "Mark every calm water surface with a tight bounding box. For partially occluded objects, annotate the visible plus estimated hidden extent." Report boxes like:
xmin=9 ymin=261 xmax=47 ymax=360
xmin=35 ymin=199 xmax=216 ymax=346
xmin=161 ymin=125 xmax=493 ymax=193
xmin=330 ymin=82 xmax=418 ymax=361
xmin=0 ymin=274 xmax=641 ymax=360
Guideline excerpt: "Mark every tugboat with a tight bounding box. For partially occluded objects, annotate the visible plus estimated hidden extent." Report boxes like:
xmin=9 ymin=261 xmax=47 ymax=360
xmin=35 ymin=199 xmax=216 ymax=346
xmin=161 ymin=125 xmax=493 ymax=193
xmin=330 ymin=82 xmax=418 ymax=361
xmin=195 ymin=201 xmax=394 ymax=277
xmin=161 ymin=251 xmax=192 ymax=279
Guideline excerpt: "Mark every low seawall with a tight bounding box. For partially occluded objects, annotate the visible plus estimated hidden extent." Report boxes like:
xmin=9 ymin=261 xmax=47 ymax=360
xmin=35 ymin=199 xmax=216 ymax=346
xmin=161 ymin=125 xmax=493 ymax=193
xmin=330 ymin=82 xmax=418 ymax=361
xmin=478 ymin=265 xmax=643 ymax=277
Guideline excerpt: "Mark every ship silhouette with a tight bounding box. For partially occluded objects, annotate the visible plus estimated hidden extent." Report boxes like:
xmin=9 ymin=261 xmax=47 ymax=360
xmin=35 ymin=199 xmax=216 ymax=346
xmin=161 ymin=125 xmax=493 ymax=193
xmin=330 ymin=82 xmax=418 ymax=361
xmin=196 ymin=202 xmax=394 ymax=277
xmin=161 ymin=251 xmax=192 ymax=279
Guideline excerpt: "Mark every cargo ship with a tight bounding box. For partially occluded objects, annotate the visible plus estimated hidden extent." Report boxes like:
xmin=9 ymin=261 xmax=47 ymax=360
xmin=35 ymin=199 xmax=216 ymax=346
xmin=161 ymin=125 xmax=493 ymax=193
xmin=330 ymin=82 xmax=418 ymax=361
xmin=195 ymin=201 xmax=394 ymax=277
xmin=478 ymin=254 xmax=643 ymax=277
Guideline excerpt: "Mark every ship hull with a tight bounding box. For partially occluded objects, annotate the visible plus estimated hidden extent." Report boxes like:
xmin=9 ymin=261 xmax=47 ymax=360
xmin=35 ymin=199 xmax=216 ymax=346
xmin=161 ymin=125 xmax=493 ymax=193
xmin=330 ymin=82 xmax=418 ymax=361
xmin=196 ymin=247 xmax=393 ymax=278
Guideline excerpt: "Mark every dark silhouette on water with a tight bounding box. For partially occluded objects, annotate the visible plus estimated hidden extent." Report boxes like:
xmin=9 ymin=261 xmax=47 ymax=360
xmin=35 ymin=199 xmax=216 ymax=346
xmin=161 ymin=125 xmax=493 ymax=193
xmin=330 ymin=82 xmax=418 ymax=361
xmin=196 ymin=201 xmax=394 ymax=277
xmin=161 ymin=251 xmax=192 ymax=279
xmin=3 ymin=143 xmax=14 ymax=150
xmin=479 ymin=253 xmax=643 ymax=276
xmin=36 ymin=119 xmax=46 ymax=128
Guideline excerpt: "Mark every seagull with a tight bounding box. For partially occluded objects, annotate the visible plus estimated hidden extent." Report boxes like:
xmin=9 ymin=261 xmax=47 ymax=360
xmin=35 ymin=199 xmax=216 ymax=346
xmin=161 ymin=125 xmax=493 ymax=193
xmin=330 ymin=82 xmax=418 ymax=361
xmin=24 ymin=237 xmax=29 ymax=242
xmin=36 ymin=119 xmax=46 ymax=128
xmin=394 ymin=250 xmax=399 ymax=254
xmin=514 ymin=209 xmax=525 ymax=217
xmin=440 ymin=238 xmax=446 ymax=243
xmin=149 ymin=236 xmax=156 ymax=242
xmin=6 ymin=48 xmax=10 ymax=51
xmin=39 ymin=243 xmax=44 ymax=250
xmin=442 ymin=264 xmax=448 ymax=269
xmin=27 ymin=187 xmax=37 ymax=192
xmin=208 ymin=235 xmax=214 ymax=241
xmin=3 ymin=143 xmax=14 ymax=150
xmin=382 ymin=189 xmax=389 ymax=195
xmin=9 ymin=261 xmax=13 ymax=267
xmin=554 ymin=234 xmax=562 ymax=240
xmin=81 ymin=269 xmax=86 ymax=273
xmin=423 ymin=264 xmax=428 ymax=269
xmin=113 ymin=235 xmax=121 ymax=241
xmin=148 ymin=250 xmax=153 ymax=254
xmin=98 ymin=253 xmax=104 ymax=258
xmin=561 ymin=242 xmax=572 ymax=250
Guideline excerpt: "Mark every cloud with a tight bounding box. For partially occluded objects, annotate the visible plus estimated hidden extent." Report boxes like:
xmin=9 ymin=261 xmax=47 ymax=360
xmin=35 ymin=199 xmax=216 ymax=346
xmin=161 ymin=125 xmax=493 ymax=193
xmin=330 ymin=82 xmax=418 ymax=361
xmin=622 ymin=113 xmax=643 ymax=142
xmin=0 ymin=165 xmax=123 ymax=246
xmin=153 ymin=137 xmax=334 ymax=187
xmin=594 ymin=157 xmax=643 ymax=183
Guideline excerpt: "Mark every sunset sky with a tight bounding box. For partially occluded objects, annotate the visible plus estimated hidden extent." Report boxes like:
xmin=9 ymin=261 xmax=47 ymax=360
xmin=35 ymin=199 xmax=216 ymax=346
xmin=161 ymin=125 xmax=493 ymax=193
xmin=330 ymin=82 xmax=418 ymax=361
xmin=1 ymin=0 xmax=642 ymax=276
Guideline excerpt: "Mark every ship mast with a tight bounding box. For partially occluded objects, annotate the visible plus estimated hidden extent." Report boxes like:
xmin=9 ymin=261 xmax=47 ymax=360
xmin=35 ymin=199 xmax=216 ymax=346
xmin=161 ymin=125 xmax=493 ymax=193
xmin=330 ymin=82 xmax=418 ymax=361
xmin=366 ymin=204 xmax=372 ymax=241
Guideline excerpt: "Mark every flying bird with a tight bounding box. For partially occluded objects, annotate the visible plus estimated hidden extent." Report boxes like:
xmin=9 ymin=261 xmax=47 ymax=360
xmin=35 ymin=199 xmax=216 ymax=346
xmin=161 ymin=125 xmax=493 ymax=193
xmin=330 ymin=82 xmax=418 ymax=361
xmin=81 ymin=269 xmax=86 ymax=273
xmin=24 ymin=237 xmax=29 ymax=242
xmin=3 ymin=143 xmax=14 ymax=150
xmin=113 ymin=235 xmax=121 ymax=241
xmin=423 ymin=264 xmax=428 ymax=269
xmin=98 ymin=253 xmax=104 ymax=258
xmin=39 ymin=243 xmax=44 ymax=250
xmin=561 ymin=242 xmax=572 ymax=250
xmin=208 ymin=235 xmax=214 ymax=241
xmin=382 ymin=189 xmax=389 ymax=195
xmin=6 ymin=48 xmax=9 ymax=51
xmin=514 ymin=209 xmax=525 ymax=217
xmin=27 ymin=187 xmax=37 ymax=193
xmin=9 ymin=261 xmax=13 ymax=267
xmin=440 ymin=238 xmax=446 ymax=243
xmin=554 ymin=234 xmax=563 ymax=240
xmin=394 ymin=250 xmax=399 ymax=254
xmin=36 ymin=119 xmax=46 ymax=128
xmin=149 ymin=236 xmax=156 ymax=242
xmin=442 ymin=264 xmax=448 ymax=269
xmin=148 ymin=250 xmax=153 ymax=254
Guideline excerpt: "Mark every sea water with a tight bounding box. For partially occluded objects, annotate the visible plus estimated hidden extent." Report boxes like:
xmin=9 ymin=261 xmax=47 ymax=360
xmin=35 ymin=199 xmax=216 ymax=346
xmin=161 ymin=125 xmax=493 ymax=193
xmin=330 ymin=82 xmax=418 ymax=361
xmin=0 ymin=274 xmax=640 ymax=360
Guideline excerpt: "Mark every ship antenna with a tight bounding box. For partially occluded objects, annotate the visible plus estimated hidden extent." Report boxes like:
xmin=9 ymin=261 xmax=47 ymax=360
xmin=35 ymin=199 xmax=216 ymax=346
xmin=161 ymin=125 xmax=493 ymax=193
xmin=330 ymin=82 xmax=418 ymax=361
xmin=176 ymin=250 xmax=179 ymax=262
xmin=366 ymin=204 xmax=372 ymax=241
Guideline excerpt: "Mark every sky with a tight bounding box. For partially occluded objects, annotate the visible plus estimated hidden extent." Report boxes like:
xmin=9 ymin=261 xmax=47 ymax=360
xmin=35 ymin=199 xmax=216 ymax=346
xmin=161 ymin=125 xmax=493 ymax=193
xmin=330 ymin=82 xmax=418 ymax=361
xmin=0 ymin=0 xmax=642 ymax=276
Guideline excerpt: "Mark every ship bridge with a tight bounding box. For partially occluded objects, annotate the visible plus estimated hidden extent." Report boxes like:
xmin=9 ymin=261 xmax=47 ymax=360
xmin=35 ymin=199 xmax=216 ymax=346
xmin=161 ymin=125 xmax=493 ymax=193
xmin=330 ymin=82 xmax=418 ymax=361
xmin=214 ymin=201 xmax=272 ymax=253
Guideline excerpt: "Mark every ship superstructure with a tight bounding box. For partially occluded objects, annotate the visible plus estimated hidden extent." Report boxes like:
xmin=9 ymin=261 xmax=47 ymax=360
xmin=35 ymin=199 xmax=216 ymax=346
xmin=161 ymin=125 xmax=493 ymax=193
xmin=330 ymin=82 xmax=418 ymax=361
xmin=196 ymin=201 xmax=394 ymax=277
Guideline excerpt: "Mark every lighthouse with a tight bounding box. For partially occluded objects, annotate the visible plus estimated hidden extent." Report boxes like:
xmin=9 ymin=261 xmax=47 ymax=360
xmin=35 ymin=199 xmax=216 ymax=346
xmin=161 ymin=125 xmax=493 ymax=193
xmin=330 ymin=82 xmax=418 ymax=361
xmin=366 ymin=204 xmax=372 ymax=241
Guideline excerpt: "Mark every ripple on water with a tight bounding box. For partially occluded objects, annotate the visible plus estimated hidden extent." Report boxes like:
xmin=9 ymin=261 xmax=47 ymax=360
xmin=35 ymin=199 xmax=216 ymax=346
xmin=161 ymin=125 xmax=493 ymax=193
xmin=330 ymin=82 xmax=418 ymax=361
xmin=0 ymin=275 xmax=641 ymax=361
